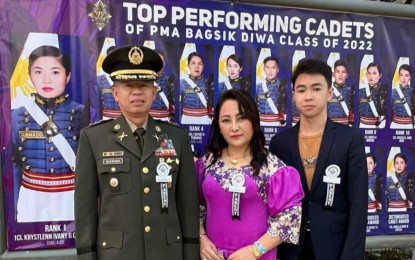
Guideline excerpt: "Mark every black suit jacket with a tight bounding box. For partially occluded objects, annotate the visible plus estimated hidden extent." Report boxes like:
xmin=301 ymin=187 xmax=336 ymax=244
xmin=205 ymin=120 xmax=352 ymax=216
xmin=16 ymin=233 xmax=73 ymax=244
xmin=270 ymin=119 xmax=367 ymax=260
xmin=75 ymin=116 xmax=199 ymax=260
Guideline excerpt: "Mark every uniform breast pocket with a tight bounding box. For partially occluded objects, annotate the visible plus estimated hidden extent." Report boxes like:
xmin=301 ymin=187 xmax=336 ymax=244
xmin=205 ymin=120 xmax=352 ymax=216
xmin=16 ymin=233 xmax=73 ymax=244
xmin=97 ymin=157 xmax=131 ymax=194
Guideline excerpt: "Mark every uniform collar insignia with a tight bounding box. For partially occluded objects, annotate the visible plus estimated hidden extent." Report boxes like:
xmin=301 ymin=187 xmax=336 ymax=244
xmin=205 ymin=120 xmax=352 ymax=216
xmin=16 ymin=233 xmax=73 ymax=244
xmin=229 ymin=77 xmax=240 ymax=83
xmin=333 ymin=82 xmax=346 ymax=89
xmin=153 ymin=133 xmax=162 ymax=142
xmin=189 ymin=74 xmax=202 ymax=81
xmin=266 ymin=78 xmax=277 ymax=84
xmin=117 ymin=132 xmax=128 ymax=141
xmin=33 ymin=93 xmax=68 ymax=109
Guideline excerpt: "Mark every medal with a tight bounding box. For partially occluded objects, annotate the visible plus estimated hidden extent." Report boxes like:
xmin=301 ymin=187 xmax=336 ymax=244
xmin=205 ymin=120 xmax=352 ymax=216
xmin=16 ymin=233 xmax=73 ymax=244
xmin=323 ymin=165 xmax=341 ymax=207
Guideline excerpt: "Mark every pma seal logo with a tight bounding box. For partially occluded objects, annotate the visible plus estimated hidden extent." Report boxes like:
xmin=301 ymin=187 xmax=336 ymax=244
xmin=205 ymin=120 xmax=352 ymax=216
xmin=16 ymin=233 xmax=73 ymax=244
xmin=87 ymin=0 xmax=112 ymax=31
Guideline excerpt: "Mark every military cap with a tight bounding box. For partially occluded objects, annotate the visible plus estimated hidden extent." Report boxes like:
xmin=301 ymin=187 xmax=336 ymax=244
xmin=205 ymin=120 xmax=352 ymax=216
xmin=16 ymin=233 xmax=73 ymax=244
xmin=102 ymin=45 xmax=163 ymax=81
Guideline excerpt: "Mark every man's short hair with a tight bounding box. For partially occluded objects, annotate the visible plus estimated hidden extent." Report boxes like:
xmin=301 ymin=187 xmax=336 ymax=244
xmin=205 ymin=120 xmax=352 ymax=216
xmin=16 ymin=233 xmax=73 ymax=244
xmin=263 ymin=56 xmax=279 ymax=66
xmin=292 ymin=58 xmax=332 ymax=88
xmin=334 ymin=60 xmax=348 ymax=71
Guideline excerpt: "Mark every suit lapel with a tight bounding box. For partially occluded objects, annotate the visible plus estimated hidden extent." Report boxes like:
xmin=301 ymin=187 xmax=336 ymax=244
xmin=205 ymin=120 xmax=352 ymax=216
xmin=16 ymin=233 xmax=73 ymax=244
xmin=141 ymin=117 xmax=160 ymax=162
xmin=290 ymin=124 xmax=310 ymax=196
xmin=309 ymin=119 xmax=337 ymax=195
xmin=112 ymin=116 xmax=141 ymax=158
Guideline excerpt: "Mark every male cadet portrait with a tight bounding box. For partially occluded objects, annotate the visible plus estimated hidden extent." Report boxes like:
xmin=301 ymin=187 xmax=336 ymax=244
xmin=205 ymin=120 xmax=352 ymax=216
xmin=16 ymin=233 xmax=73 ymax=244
xmin=74 ymin=45 xmax=200 ymax=260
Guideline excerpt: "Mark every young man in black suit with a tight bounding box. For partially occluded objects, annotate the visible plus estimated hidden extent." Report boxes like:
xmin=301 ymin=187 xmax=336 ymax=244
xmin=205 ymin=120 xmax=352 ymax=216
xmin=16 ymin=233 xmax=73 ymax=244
xmin=270 ymin=59 xmax=367 ymax=260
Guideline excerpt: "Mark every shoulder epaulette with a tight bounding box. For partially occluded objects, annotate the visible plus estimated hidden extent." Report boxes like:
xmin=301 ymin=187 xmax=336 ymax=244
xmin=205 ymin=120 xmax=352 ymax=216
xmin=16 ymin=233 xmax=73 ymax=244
xmin=87 ymin=118 xmax=114 ymax=128
xmin=154 ymin=119 xmax=182 ymax=129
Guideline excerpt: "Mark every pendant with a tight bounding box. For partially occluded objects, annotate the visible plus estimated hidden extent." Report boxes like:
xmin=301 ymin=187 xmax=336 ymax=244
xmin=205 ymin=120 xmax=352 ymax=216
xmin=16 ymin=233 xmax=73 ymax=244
xmin=231 ymin=159 xmax=238 ymax=165
xmin=303 ymin=157 xmax=317 ymax=168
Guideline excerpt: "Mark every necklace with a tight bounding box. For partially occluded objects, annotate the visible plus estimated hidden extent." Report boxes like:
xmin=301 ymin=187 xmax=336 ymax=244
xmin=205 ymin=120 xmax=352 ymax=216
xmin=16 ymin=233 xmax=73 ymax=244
xmin=299 ymin=133 xmax=322 ymax=169
xmin=226 ymin=148 xmax=250 ymax=167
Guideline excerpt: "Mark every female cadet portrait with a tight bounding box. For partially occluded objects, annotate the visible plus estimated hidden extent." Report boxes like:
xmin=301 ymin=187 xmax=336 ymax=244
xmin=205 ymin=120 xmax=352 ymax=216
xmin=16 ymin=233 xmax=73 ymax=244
xmin=12 ymin=45 xmax=84 ymax=222
xmin=180 ymin=51 xmax=214 ymax=125
xmin=218 ymin=54 xmax=251 ymax=96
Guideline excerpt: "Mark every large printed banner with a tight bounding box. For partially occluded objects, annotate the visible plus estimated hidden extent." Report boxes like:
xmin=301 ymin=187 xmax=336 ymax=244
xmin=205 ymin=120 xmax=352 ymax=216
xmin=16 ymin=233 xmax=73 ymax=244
xmin=1 ymin=0 xmax=415 ymax=251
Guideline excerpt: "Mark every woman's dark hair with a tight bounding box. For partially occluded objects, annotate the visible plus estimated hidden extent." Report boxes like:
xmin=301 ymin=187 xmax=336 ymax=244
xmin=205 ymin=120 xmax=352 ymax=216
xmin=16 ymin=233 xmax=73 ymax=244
xmin=227 ymin=54 xmax=243 ymax=68
xmin=28 ymin=45 xmax=71 ymax=76
xmin=366 ymin=152 xmax=377 ymax=164
xmin=367 ymin=62 xmax=382 ymax=75
xmin=187 ymin=52 xmax=204 ymax=64
xmin=394 ymin=152 xmax=407 ymax=164
xmin=208 ymin=89 xmax=267 ymax=175
xmin=399 ymin=64 xmax=412 ymax=76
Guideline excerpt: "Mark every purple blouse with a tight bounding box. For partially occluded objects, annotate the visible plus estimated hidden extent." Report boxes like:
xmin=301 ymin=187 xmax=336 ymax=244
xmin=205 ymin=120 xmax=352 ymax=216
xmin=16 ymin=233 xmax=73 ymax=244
xmin=196 ymin=153 xmax=304 ymax=260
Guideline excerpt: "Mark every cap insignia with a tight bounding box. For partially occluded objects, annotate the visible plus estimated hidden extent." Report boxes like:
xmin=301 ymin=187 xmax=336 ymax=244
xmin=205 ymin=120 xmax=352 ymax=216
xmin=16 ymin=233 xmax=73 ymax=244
xmin=128 ymin=46 xmax=144 ymax=65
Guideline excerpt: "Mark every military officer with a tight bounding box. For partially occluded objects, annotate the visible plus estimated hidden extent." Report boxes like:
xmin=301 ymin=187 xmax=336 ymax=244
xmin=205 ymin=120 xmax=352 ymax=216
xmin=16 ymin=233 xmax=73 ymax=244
xmin=75 ymin=45 xmax=199 ymax=260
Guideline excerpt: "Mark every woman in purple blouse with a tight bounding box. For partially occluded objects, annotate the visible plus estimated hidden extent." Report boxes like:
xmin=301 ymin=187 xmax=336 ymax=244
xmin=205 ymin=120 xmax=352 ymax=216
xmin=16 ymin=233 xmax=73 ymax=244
xmin=197 ymin=89 xmax=304 ymax=260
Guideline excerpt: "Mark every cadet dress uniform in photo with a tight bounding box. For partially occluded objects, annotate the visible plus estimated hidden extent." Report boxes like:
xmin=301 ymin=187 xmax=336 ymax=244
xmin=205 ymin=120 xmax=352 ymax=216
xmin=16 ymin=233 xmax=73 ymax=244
xmin=12 ymin=93 xmax=84 ymax=222
xmin=75 ymin=45 xmax=199 ymax=260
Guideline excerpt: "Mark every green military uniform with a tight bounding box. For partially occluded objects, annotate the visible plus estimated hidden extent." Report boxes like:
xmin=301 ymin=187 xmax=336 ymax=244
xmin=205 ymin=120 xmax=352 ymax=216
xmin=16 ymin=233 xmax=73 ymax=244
xmin=75 ymin=45 xmax=199 ymax=259
xmin=75 ymin=115 xmax=199 ymax=259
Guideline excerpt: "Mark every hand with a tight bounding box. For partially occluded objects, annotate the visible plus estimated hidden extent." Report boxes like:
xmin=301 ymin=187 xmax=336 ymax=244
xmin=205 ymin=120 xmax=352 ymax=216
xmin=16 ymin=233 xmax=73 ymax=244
xmin=200 ymin=235 xmax=222 ymax=260
xmin=228 ymin=245 xmax=257 ymax=260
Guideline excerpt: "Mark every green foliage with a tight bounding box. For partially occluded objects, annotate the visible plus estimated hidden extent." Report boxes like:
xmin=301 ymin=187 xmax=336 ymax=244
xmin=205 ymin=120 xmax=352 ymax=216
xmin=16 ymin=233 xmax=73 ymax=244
xmin=365 ymin=248 xmax=412 ymax=260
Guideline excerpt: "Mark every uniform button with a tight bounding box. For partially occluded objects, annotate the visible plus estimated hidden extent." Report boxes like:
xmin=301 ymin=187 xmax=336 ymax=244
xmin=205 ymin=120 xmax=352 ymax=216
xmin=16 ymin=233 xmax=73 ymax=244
xmin=21 ymin=157 xmax=26 ymax=162
xmin=142 ymin=167 xmax=149 ymax=174
xmin=177 ymin=236 xmax=180 ymax=240
xmin=110 ymin=178 xmax=119 ymax=187
xmin=18 ymin=146 xmax=23 ymax=151
xmin=102 ymin=242 xmax=107 ymax=247
xmin=111 ymin=167 xmax=116 ymax=173
xmin=144 ymin=226 xmax=151 ymax=233
xmin=49 ymin=146 xmax=55 ymax=152
xmin=144 ymin=206 xmax=150 ymax=213
xmin=144 ymin=187 xmax=150 ymax=194
xmin=50 ymin=157 xmax=55 ymax=162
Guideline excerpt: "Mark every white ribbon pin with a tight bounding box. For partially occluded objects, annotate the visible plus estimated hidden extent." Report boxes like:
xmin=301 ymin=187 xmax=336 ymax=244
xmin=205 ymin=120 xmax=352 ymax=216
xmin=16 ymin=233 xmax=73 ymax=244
xmin=323 ymin=165 xmax=341 ymax=207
